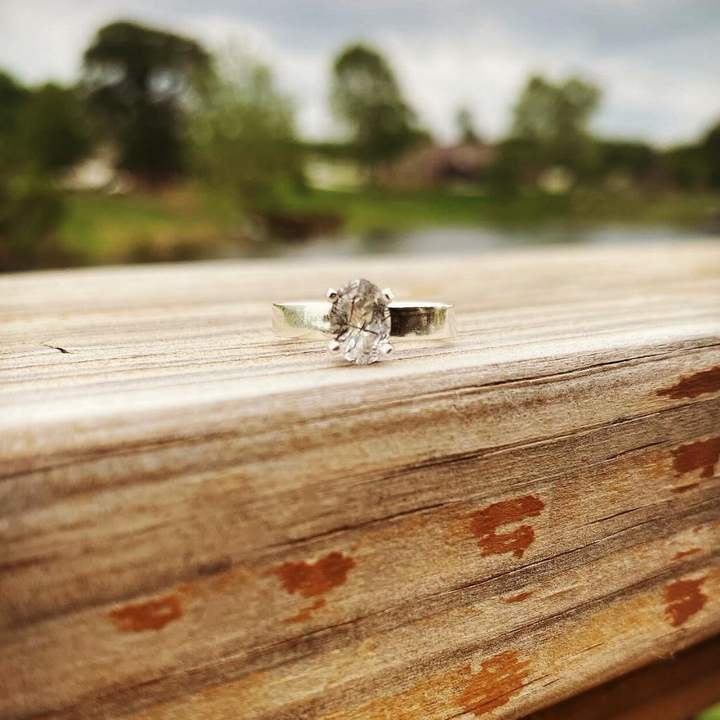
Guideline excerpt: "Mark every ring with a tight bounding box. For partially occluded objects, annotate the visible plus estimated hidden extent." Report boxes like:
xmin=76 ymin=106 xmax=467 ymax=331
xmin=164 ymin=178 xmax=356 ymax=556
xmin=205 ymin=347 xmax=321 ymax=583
xmin=273 ymin=278 xmax=455 ymax=364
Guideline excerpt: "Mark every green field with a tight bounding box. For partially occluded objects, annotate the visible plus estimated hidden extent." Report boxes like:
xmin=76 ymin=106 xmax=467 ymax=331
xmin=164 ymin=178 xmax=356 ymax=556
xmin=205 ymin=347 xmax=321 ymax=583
xmin=280 ymin=187 xmax=720 ymax=230
xmin=58 ymin=187 xmax=720 ymax=265
xmin=59 ymin=191 xmax=230 ymax=264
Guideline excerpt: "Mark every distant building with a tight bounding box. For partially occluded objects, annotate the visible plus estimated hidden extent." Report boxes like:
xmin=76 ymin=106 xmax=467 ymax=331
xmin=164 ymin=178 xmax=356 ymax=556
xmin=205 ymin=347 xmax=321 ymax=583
xmin=381 ymin=141 xmax=497 ymax=189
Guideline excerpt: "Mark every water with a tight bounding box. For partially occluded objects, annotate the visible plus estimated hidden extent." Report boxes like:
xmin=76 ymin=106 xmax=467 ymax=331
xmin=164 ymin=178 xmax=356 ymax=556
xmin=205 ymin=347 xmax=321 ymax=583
xmin=251 ymin=224 xmax=716 ymax=259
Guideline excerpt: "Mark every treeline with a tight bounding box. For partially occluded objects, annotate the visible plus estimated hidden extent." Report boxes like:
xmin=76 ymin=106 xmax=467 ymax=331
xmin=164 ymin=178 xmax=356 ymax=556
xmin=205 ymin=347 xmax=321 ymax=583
xmin=1 ymin=19 xmax=719 ymax=269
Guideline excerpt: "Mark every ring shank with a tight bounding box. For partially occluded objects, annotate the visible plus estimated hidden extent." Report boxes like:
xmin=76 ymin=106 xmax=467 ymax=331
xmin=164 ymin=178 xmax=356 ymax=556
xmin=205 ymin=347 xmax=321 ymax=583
xmin=273 ymin=301 xmax=456 ymax=340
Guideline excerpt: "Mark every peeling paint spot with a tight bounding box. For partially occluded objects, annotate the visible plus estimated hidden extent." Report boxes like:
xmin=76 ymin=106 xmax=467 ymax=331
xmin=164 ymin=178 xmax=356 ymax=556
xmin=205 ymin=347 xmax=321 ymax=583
xmin=505 ymin=591 xmax=534 ymax=603
xmin=284 ymin=598 xmax=326 ymax=623
xmin=673 ymin=548 xmax=701 ymax=561
xmin=664 ymin=577 xmax=707 ymax=627
xmin=268 ymin=551 xmax=356 ymax=598
xmin=459 ymin=651 xmax=531 ymax=716
xmin=672 ymin=437 xmax=720 ymax=479
xmin=658 ymin=366 xmax=720 ymax=399
xmin=109 ymin=595 xmax=182 ymax=632
xmin=470 ymin=496 xmax=545 ymax=558
xmin=671 ymin=483 xmax=700 ymax=494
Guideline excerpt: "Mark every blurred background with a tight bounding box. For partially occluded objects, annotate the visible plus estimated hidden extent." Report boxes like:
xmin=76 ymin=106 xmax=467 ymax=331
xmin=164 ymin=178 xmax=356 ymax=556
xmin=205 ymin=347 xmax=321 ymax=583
xmin=0 ymin=0 xmax=719 ymax=272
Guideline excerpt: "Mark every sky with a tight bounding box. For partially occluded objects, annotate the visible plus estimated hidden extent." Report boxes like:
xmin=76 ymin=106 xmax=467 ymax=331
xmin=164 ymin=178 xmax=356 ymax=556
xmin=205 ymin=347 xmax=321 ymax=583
xmin=1 ymin=0 xmax=719 ymax=146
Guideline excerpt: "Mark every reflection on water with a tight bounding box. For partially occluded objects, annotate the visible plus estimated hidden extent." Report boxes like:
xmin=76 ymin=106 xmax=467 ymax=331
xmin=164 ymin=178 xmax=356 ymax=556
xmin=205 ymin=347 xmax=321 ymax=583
xmin=251 ymin=225 xmax=716 ymax=259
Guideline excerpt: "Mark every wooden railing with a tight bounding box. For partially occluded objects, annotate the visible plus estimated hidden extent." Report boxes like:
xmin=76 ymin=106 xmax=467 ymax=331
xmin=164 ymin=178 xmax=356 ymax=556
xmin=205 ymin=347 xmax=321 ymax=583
xmin=1 ymin=243 xmax=719 ymax=719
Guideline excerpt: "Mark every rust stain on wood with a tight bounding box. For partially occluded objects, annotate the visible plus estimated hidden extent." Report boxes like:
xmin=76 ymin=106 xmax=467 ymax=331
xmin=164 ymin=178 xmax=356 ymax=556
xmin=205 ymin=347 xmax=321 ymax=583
xmin=458 ymin=651 xmax=532 ymax=716
xmin=505 ymin=591 xmax=535 ymax=603
xmin=658 ymin=366 xmax=720 ymax=399
xmin=664 ymin=577 xmax=707 ymax=627
xmin=269 ymin=551 xmax=356 ymax=598
xmin=284 ymin=598 xmax=326 ymax=623
xmin=109 ymin=595 xmax=183 ymax=632
xmin=672 ymin=437 xmax=720 ymax=479
xmin=673 ymin=548 xmax=701 ymax=561
xmin=470 ymin=495 xmax=545 ymax=558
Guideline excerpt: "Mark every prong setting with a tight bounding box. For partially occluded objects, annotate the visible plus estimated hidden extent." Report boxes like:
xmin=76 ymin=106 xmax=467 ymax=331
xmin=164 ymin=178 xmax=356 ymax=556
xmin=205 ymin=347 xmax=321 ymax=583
xmin=326 ymin=288 xmax=338 ymax=301
xmin=327 ymin=279 xmax=392 ymax=364
xmin=380 ymin=343 xmax=394 ymax=355
xmin=382 ymin=287 xmax=395 ymax=302
xmin=328 ymin=339 xmax=341 ymax=353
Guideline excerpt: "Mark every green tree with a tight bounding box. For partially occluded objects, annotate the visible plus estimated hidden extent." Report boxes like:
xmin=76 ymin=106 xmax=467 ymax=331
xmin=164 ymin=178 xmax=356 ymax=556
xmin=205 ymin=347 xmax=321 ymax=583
xmin=700 ymin=119 xmax=720 ymax=188
xmin=0 ymin=72 xmax=76 ymax=271
xmin=0 ymin=71 xmax=28 ymax=144
xmin=596 ymin=139 xmax=659 ymax=186
xmin=456 ymin=107 xmax=480 ymax=144
xmin=331 ymin=43 xmax=420 ymax=176
xmin=663 ymin=144 xmax=706 ymax=190
xmin=510 ymin=75 xmax=601 ymax=177
xmin=16 ymin=83 xmax=92 ymax=172
xmin=189 ymin=51 xmax=301 ymax=225
xmin=82 ymin=20 xmax=211 ymax=184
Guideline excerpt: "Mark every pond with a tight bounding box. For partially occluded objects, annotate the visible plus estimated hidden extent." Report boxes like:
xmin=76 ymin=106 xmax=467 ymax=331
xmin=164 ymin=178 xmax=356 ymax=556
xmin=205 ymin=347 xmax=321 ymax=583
xmin=249 ymin=224 xmax=718 ymax=259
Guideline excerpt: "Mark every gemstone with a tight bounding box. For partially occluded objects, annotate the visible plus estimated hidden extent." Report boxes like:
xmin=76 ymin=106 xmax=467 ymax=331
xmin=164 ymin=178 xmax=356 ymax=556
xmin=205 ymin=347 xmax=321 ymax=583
xmin=328 ymin=278 xmax=391 ymax=364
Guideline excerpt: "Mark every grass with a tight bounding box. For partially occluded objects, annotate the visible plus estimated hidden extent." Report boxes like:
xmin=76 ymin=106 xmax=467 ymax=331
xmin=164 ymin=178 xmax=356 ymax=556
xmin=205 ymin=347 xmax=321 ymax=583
xmin=279 ymin=186 xmax=720 ymax=230
xmin=60 ymin=190 xmax=228 ymax=264
xmin=58 ymin=186 xmax=720 ymax=265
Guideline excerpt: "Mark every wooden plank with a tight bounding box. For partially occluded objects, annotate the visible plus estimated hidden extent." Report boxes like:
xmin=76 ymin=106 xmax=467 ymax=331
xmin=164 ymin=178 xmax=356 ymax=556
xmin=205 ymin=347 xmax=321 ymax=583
xmin=1 ymin=243 xmax=720 ymax=720
xmin=522 ymin=632 xmax=720 ymax=720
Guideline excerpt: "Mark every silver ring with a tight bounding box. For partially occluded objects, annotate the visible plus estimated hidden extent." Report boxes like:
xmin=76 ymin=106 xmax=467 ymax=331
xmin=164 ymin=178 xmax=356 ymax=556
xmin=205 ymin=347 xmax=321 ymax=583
xmin=273 ymin=278 xmax=455 ymax=364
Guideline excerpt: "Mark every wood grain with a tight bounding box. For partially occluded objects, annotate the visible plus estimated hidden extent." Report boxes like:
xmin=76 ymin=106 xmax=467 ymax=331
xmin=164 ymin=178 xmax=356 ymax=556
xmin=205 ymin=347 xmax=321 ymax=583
xmin=1 ymin=242 xmax=720 ymax=720
xmin=522 ymin=631 xmax=720 ymax=720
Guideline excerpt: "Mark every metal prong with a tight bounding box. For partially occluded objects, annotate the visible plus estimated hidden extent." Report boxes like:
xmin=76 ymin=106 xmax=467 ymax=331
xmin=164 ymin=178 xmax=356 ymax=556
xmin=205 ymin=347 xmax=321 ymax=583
xmin=380 ymin=343 xmax=394 ymax=355
xmin=382 ymin=287 xmax=394 ymax=301
xmin=328 ymin=339 xmax=341 ymax=353
xmin=326 ymin=288 xmax=338 ymax=301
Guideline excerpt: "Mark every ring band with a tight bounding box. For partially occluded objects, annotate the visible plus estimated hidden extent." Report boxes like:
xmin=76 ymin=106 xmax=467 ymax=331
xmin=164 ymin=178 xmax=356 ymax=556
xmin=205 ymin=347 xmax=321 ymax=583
xmin=273 ymin=301 xmax=456 ymax=340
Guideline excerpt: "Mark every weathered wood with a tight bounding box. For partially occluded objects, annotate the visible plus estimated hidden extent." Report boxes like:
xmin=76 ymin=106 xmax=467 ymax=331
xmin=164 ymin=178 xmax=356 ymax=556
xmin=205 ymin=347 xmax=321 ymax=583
xmin=1 ymin=243 xmax=720 ymax=720
xmin=522 ymin=632 xmax=720 ymax=720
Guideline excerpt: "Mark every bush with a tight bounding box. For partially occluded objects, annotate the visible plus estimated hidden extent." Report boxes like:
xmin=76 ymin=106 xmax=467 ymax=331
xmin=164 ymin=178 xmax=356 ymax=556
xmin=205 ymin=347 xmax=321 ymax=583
xmin=0 ymin=174 xmax=70 ymax=271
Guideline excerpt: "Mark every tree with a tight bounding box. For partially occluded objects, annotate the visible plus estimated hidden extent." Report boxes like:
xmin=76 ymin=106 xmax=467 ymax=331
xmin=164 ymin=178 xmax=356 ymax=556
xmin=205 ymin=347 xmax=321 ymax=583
xmin=663 ymin=144 xmax=706 ymax=190
xmin=596 ymin=140 xmax=658 ymax=186
xmin=0 ymin=71 xmax=75 ymax=271
xmin=17 ymin=83 xmax=92 ymax=172
xmin=701 ymin=119 xmax=720 ymax=188
xmin=510 ymin=75 xmax=601 ymax=176
xmin=0 ymin=73 xmax=90 ymax=172
xmin=189 ymin=51 xmax=301 ymax=223
xmin=330 ymin=44 xmax=420 ymax=175
xmin=82 ymin=21 xmax=211 ymax=184
xmin=0 ymin=71 xmax=27 ymax=143
xmin=456 ymin=107 xmax=480 ymax=144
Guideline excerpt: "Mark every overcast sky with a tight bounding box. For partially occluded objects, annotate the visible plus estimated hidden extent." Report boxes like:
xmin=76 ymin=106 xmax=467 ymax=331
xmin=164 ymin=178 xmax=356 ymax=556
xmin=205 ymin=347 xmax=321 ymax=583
xmin=1 ymin=0 xmax=719 ymax=145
